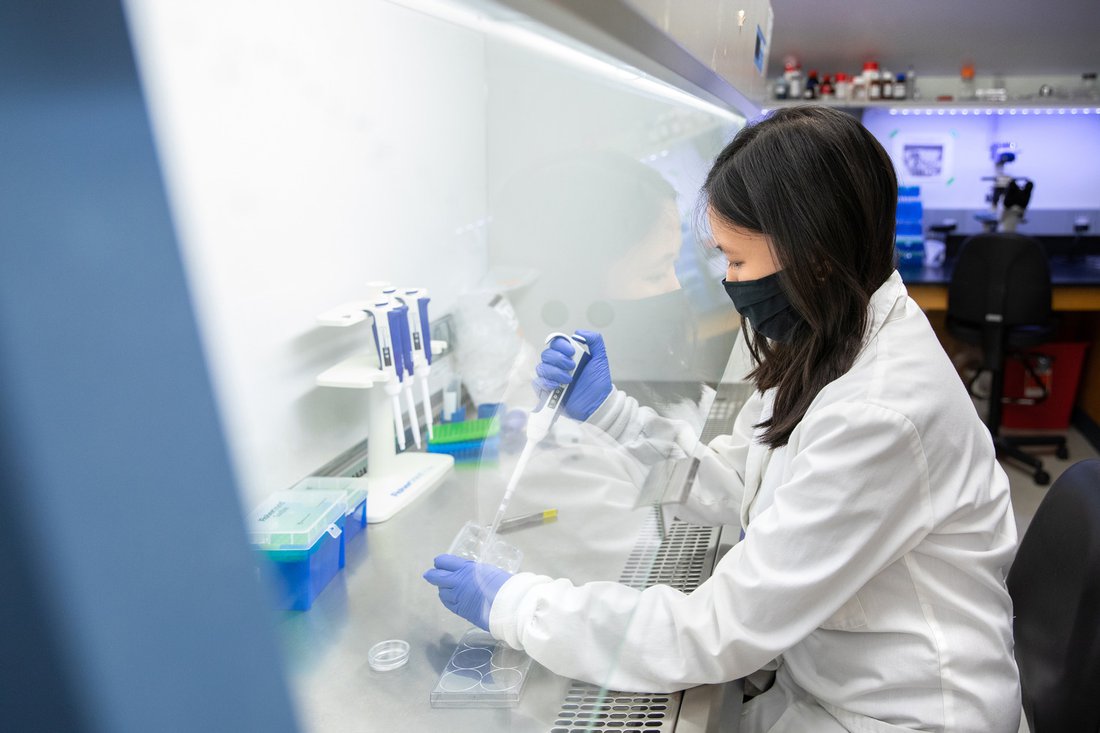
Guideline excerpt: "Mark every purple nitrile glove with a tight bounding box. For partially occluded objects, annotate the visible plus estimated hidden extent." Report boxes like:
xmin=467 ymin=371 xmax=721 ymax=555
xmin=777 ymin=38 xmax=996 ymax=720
xmin=423 ymin=554 xmax=512 ymax=631
xmin=532 ymin=329 xmax=612 ymax=421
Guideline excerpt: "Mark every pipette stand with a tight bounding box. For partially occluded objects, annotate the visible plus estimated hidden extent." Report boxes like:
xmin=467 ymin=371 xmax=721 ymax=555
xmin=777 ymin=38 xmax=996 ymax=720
xmin=316 ymin=305 xmax=453 ymax=522
xmin=317 ymin=351 xmax=452 ymax=522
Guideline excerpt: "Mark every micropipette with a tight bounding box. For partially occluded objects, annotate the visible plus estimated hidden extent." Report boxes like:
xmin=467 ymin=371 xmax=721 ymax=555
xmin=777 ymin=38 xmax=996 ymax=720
xmin=363 ymin=298 xmax=407 ymax=450
xmin=400 ymin=287 xmax=435 ymax=440
xmin=383 ymin=288 xmax=421 ymax=449
xmin=478 ymin=332 xmax=591 ymax=562
xmin=392 ymin=297 xmax=423 ymax=449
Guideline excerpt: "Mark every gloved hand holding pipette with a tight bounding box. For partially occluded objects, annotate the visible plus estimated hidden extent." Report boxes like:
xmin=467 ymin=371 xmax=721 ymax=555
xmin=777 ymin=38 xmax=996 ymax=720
xmin=423 ymin=554 xmax=512 ymax=632
xmin=426 ymin=330 xmax=599 ymax=630
xmin=533 ymin=329 xmax=612 ymax=422
xmin=428 ymin=332 xmax=596 ymax=582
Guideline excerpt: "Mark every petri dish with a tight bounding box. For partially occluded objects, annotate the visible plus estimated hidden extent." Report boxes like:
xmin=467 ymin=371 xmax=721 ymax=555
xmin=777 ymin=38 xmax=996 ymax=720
xmin=452 ymin=647 xmax=493 ymax=670
xmin=437 ymin=668 xmax=485 ymax=692
xmin=430 ymin=627 xmax=533 ymax=707
xmin=460 ymin=630 xmax=496 ymax=648
xmin=481 ymin=667 xmax=523 ymax=693
xmin=368 ymin=639 xmax=410 ymax=672
xmin=490 ymin=645 xmax=527 ymax=668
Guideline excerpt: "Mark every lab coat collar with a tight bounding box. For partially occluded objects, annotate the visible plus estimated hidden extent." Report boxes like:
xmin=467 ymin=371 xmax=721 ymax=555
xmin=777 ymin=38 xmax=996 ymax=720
xmin=863 ymin=271 xmax=907 ymax=344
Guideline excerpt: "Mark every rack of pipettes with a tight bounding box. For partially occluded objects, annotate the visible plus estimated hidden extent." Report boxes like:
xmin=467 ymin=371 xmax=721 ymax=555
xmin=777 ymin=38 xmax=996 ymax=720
xmin=315 ymin=282 xmax=452 ymax=523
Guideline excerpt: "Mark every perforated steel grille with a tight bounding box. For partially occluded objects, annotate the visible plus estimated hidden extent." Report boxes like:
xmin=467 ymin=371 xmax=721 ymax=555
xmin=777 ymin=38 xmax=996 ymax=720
xmin=550 ymin=683 xmax=677 ymax=733
xmin=620 ymin=513 xmax=720 ymax=592
xmin=550 ymin=513 xmax=720 ymax=731
xmin=698 ymin=381 xmax=754 ymax=445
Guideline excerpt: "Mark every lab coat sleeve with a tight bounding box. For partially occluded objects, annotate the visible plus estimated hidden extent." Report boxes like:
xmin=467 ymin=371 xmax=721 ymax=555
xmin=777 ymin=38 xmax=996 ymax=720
xmin=490 ymin=402 xmax=933 ymax=692
xmin=586 ymin=387 xmax=764 ymax=525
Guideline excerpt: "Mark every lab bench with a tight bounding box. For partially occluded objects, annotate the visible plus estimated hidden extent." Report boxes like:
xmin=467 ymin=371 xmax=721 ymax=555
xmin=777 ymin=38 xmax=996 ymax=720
xmin=277 ymin=444 xmax=743 ymax=733
xmin=901 ymin=255 xmax=1100 ymax=311
xmin=900 ymin=253 xmax=1100 ymax=433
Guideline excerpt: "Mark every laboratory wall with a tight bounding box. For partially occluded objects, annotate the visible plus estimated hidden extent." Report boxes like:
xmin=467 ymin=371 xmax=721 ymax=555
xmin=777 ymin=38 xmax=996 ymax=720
xmin=862 ymin=108 xmax=1100 ymax=233
xmin=126 ymin=0 xmax=488 ymax=509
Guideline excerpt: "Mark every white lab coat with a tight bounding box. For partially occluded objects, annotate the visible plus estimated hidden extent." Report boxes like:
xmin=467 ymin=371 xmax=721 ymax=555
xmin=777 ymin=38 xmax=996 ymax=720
xmin=489 ymin=271 xmax=1021 ymax=732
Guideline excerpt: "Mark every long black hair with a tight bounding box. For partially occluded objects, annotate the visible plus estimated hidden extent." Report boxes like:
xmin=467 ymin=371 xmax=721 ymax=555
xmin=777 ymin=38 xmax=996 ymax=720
xmin=703 ymin=106 xmax=898 ymax=449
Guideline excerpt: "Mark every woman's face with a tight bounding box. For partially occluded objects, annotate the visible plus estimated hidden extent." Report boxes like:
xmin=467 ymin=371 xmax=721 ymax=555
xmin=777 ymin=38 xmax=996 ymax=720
xmin=708 ymin=208 xmax=780 ymax=282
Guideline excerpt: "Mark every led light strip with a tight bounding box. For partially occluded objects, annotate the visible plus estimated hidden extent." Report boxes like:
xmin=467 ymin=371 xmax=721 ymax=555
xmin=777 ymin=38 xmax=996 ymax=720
xmin=384 ymin=0 xmax=743 ymax=122
xmin=888 ymin=107 xmax=1100 ymax=116
xmin=761 ymin=106 xmax=1100 ymax=117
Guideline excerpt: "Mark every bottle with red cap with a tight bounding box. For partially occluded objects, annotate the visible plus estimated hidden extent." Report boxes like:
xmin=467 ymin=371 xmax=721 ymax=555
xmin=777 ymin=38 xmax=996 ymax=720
xmin=834 ymin=72 xmax=851 ymax=101
xmin=783 ymin=58 xmax=804 ymax=99
xmin=960 ymin=62 xmax=977 ymax=101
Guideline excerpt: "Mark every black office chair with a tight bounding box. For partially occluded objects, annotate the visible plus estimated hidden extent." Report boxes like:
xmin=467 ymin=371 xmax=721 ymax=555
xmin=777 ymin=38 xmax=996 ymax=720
xmin=947 ymin=233 xmax=1068 ymax=485
xmin=1007 ymin=458 xmax=1100 ymax=733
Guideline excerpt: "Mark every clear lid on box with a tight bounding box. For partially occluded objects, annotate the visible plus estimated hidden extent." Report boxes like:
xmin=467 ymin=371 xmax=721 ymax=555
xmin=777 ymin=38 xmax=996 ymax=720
xmin=248 ymin=490 xmax=346 ymax=551
xmin=291 ymin=476 xmax=367 ymax=517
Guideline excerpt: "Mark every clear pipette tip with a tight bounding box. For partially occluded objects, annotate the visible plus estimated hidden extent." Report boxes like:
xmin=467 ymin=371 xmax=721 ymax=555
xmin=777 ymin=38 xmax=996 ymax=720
xmin=478 ymin=439 xmax=533 ymax=563
xmin=421 ymin=380 xmax=433 ymax=440
xmin=391 ymin=395 xmax=406 ymax=450
xmin=405 ymin=385 xmax=421 ymax=449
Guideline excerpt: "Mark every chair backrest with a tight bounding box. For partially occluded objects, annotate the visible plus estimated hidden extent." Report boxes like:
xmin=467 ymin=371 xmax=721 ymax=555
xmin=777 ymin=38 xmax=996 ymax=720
xmin=947 ymin=233 xmax=1052 ymax=328
xmin=1007 ymin=459 xmax=1100 ymax=733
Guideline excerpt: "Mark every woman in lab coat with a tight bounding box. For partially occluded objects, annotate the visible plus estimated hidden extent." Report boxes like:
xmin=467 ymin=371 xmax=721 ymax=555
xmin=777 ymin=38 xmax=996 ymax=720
xmin=425 ymin=106 xmax=1022 ymax=732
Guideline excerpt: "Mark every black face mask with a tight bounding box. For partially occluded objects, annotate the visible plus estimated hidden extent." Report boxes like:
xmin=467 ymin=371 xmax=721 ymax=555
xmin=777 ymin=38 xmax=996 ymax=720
xmin=722 ymin=273 xmax=802 ymax=343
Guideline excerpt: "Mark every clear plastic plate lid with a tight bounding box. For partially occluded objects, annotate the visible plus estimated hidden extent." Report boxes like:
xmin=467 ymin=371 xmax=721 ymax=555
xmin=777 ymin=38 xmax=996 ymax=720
xmin=291 ymin=476 xmax=368 ymax=516
xmin=448 ymin=521 xmax=523 ymax=573
xmin=248 ymin=490 xmax=346 ymax=551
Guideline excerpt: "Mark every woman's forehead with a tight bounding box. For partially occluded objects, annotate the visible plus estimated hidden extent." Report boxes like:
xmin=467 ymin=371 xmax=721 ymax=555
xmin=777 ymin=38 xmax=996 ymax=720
xmin=707 ymin=210 xmax=760 ymax=245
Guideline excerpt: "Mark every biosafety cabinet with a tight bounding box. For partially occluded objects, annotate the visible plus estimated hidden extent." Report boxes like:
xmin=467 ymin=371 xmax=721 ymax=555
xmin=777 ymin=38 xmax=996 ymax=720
xmin=625 ymin=0 xmax=776 ymax=102
xmin=123 ymin=0 xmax=772 ymax=731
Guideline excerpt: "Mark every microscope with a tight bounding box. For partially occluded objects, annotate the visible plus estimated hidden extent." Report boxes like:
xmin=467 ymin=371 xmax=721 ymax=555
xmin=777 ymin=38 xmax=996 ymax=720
xmin=977 ymin=142 xmax=1033 ymax=233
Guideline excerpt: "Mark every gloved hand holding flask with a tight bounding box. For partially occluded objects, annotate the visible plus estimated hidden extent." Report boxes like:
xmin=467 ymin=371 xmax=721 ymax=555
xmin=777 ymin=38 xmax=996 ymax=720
xmin=533 ymin=329 xmax=612 ymax=421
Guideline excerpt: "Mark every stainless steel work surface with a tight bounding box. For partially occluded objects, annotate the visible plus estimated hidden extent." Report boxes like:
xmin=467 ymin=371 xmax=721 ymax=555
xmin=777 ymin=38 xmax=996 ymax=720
xmin=277 ymin=439 xmax=739 ymax=733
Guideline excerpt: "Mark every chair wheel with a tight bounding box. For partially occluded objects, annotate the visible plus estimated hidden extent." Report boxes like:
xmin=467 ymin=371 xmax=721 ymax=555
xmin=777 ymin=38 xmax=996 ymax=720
xmin=1035 ymin=470 xmax=1051 ymax=485
xmin=1056 ymin=446 xmax=1069 ymax=460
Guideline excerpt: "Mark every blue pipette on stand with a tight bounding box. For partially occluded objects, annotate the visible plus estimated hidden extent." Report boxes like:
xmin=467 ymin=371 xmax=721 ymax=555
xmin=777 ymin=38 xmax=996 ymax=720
xmin=394 ymin=298 xmax=422 ymax=449
xmin=382 ymin=287 xmax=421 ymax=449
xmin=400 ymin=288 xmax=435 ymax=440
xmin=364 ymin=298 xmax=407 ymax=451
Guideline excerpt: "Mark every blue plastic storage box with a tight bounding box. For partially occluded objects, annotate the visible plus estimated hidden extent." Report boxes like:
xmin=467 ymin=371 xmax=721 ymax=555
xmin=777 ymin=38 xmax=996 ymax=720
xmin=291 ymin=477 xmax=368 ymax=568
xmin=248 ymin=491 xmax=346 ymax=611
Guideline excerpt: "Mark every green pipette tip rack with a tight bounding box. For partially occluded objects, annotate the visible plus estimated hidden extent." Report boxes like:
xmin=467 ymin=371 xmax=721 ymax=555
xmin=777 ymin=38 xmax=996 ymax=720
xmin=428 ymin=417 xmax=500 ymax=446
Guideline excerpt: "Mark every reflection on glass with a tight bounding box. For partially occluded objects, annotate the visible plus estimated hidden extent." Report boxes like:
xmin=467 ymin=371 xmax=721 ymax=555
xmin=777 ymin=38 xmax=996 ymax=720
xmin=446 ymin=25 xmax=746 ymax=692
